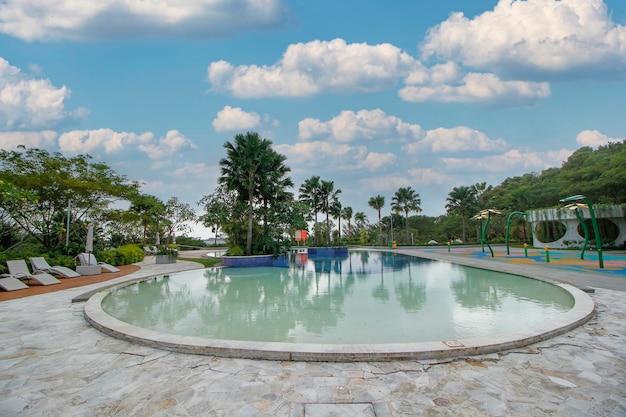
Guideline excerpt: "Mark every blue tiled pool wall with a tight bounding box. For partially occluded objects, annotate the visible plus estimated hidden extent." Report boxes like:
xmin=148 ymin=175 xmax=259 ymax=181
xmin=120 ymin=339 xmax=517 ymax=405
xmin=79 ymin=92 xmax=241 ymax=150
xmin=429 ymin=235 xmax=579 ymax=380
xmin=221 ymin=247 xmax=349 ymax=268
xmin=307 ymin=247 xmax=349 ymax=257
xmin=221 ymin=254 xmax=289 ymax=268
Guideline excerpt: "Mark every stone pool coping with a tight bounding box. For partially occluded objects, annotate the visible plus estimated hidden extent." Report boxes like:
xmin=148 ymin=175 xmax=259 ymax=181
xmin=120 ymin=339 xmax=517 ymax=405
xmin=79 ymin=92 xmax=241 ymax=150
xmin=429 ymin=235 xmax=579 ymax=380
xmin=83 ymin=251 xmax=596 ymax=362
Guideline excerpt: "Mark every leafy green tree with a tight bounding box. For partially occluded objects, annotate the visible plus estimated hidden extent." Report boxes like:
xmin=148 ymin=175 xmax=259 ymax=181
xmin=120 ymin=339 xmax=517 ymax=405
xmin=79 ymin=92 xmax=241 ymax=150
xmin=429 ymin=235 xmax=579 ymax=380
xmin=130 ymin=194 xmax=165 ymax=244
xmin=163 ymin=197 xmax=197 ymax=244
xmin=391 ymin=187 xmax=421 ymax=243
xmin=484 ymin=141 xmax=626 ymax=212
xmin=368 ymin=195 xmax=385 ymax=241
xmin=198 ymin=184 xmax=238 ymax=245
xmin=445 ymin=185 xmax=477 ymax=242
xmin=0 ymin=147 xmax=138 ymax=249
xmin=219 ymin=132 xmax=291 ymax=256
xmin=98 ymin=208 xmax=143 ymax=247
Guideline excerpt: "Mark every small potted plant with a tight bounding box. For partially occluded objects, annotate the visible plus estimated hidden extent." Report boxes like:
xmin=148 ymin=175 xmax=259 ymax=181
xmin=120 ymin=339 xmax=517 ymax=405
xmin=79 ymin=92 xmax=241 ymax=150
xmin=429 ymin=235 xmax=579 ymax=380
xmin=155 ymin=246 xmax=178 ymax=264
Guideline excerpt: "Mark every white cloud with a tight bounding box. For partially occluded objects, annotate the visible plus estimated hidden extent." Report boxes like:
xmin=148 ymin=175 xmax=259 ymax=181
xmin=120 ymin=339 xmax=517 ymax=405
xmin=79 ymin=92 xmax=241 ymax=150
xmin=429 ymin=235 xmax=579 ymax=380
xmin=58 ymin=128 xmax=196 ymax=160
xmin=168 ymin=162 xmax=217 ymax=180
xmin=59 ymin=128 xmax=153 ymax=154
xmin=0 ymin=0 xmax=293 ymax=42
xmin=208 ymin=36 xmax=557 ymax=106
xmin=360 ymin=152 xmax=397 ymax=171
xmin=208 ymin=38 xmax=417 ymax=98
xmin=212 ymin=106 xmax=261 ymax=133
xmin=420 ymin=0 xmax=626 ymax=77
xmin=0 ymin=58 xmax=87 ymax=130
xmin=0 ymin=130 xmax=56 ymax=150
xmin=275 ymin=141 xmax=366 ymax=171
xmin=576 ymin=129 xmax=622 ymax=147
xmin=298 ymin=109 xmax=423 ymax=142
xmin=407 ymin=167 xmax=449 ymax=184
xmin=399 ymin=72 xmax=550 ymax=106
xmin=441 ymin=148 xmax=573 ymax=173
xmin=138 ymin=130 xmax=197 ymax=160
xmin=403 ymin=126 xmax=509 ymax=154
xmin=361 ymin=175 xmax=412 ymax=191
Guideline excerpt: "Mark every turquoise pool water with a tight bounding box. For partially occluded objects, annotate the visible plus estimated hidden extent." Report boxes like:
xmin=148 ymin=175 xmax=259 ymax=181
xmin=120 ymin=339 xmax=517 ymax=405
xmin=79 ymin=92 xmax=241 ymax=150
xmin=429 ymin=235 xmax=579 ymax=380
xmin=102 ymin=251 xmax=574 ymax=344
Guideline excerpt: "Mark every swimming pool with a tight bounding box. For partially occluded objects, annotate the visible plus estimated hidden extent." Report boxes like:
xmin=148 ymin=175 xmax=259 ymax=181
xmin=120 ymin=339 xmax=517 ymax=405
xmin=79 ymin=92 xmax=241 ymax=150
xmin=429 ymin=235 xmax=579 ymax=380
xmin=85 ymin=250 xmax=595 ymax=361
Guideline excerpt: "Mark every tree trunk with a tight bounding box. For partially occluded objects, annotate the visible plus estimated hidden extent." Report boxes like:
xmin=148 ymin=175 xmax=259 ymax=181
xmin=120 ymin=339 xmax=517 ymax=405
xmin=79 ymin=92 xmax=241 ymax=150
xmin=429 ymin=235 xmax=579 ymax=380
xmin=405 ymin=211 xmax=409 ymax=243
xmin=246 ymin=188 xmax=254 ymax=256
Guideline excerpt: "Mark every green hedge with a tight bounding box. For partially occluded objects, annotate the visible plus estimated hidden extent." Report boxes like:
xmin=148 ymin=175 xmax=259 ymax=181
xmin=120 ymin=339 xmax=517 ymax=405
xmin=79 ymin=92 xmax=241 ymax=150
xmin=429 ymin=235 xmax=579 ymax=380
xmin=98 ymin=244 xmax=144 ymax=266
xmin=0 ymin=244 xmax=145 ymax=273
xmin=0 ymin=250 xmax=75 ymax=274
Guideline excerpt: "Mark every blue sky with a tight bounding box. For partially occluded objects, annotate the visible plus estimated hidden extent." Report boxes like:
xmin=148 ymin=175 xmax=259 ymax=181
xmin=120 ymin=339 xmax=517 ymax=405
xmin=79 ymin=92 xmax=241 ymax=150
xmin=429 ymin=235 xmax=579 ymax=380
xmin=1 ymin=0 xmax=625 ymax=238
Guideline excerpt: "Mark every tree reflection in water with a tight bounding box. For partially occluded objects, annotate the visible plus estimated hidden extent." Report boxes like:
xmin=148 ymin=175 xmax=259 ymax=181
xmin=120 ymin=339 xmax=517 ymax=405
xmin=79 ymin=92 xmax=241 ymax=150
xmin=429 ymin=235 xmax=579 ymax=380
xmin=102 ymin=251 xmax=574 ymax=344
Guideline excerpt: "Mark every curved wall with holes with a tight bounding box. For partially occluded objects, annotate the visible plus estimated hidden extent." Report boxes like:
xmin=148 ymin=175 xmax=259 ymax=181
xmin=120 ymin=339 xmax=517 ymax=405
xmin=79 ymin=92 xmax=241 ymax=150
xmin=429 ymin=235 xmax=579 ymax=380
xmin=528 ymin=205 xmax=626 ymax=249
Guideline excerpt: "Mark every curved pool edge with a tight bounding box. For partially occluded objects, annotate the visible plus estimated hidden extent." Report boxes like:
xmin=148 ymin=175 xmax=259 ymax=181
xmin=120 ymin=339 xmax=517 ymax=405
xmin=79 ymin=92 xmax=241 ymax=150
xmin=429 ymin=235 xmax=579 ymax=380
xmin=83 ymin=276 xmax=595 ymax=362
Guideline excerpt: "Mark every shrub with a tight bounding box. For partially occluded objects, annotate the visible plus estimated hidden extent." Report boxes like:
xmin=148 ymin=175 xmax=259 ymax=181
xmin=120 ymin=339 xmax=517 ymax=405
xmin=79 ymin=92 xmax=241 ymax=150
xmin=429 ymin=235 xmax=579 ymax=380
xmin=227 ymin=245 xmax=244 ymax=256
xmin=0 ymin=247 xmax=44 ymax=274
xmin=98 ymin=244 xmax=144 ymax=266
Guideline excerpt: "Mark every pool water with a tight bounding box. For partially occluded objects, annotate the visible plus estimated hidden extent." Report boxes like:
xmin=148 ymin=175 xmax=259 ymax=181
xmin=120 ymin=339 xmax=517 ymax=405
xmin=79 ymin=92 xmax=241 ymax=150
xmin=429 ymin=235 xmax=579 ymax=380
xmin=102 ymin=251 xmax=574 ymax=344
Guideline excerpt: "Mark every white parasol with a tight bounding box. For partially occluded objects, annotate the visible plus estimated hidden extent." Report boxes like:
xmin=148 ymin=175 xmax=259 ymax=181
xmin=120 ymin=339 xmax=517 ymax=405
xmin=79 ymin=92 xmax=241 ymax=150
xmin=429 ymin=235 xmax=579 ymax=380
xmin=85 ymin=224 xmax=94 ymax=265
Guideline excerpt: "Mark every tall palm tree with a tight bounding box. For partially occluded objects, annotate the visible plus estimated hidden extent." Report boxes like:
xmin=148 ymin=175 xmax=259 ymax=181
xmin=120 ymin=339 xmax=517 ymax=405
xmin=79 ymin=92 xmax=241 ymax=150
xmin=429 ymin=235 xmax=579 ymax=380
xmin=329 ymin=200 xmax=342 ymax=242
xmin=219 ymin=131 xmax=289 ymax=256
xmin=259 ymin=151 xmax=293 ymax=232
xmin=445 ymin=185 xmax=476 ymax=242
xmin=391 ymin=187 xmax=421 ymax=243
xmin=341 ymin=206 xmax=353 ymax=237
xmin=320 ymin=180 xmax=341 ymax=245
xmin=368 ymin=195 xmax=385 ymax=241
xmin=298 ymin=175 xmax=322 ymax=245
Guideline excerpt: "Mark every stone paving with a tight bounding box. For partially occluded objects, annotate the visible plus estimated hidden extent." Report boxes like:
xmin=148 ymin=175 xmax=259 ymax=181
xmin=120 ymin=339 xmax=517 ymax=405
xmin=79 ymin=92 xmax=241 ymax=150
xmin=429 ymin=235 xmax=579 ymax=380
xmin=1 ymin=252 xmax=625 ymax=416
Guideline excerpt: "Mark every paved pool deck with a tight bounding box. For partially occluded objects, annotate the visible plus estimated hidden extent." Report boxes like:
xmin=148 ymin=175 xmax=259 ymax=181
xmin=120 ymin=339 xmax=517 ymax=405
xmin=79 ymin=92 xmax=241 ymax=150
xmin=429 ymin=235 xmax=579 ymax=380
xmin=1 ymin=248 xmax=624 ymax=416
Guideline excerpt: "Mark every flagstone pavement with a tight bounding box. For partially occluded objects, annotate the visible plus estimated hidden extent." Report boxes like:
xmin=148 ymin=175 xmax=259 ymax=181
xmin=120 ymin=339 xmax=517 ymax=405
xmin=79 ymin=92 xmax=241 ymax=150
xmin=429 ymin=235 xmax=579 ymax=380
xmin=1 ymin=250 xmax=624 ymax=417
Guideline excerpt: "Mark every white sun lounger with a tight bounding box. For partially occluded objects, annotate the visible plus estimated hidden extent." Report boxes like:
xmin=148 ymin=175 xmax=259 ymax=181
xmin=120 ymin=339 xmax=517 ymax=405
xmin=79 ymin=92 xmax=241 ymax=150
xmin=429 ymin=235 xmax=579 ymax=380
xmin=76 ymin=253 xmax=120 ymax=273
xmin=0 ymin=275 xmax=29 ymax=291
xmin=6 ymin=260 xmax=61 ymax=286
xmin=30 ymin=257 xmax=80 ymax=278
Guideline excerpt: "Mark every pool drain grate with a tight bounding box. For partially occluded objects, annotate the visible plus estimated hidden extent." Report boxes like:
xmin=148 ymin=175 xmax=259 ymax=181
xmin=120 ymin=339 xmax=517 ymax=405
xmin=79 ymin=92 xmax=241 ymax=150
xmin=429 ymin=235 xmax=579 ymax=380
xmin=289 ymin=402 xmax=392 ymax=417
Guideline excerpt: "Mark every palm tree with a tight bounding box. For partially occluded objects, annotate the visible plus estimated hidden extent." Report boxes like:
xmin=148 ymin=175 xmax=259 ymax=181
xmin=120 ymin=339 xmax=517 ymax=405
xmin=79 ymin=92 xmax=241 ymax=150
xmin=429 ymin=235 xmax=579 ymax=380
xmin=259 ymin=151 xmax=293 ymax=233
xmin=219 ymin=131 xmax=289 ymax=256
xmin=445 ymin=185 xmax=476 ymax=242
xmin=391 ymin=187 xmax=421 ymax=243
xmin=368 ymin=195 xmax=385 ymax=241
xmin=354 ymin=212 xmax=367 ymax=230
xmin=298 ymin=176 xmax=322 ymax=245
xmin=472 ymin=181 xmax=493 ymax=209
xmin=330 ymin=200 xmax=342 ymax=242
xmin=320 ymin=180 xmax=341 ymax=245
xmin=341 ymin=206 xmax=353 ymax=237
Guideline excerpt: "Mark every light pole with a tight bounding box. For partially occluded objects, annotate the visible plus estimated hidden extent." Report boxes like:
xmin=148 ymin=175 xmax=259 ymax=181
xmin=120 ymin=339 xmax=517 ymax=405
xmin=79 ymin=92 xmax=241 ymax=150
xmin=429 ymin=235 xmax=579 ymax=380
xmin=559 ymin=195 xmax=603 ymax=268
